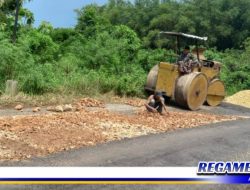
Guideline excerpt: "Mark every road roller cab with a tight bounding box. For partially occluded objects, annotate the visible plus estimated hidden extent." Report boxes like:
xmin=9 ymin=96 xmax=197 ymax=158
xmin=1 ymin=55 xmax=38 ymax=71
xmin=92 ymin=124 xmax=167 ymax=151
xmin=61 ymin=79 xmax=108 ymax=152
xmin=145 ymin=32 xmax=225 ymax=110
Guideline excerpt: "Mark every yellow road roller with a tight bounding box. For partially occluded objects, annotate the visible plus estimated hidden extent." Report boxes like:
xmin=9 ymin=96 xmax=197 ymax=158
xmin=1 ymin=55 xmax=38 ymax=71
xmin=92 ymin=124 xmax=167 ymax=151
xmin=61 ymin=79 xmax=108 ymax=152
xmin=145 ymin=32 xmax=225 ymax=110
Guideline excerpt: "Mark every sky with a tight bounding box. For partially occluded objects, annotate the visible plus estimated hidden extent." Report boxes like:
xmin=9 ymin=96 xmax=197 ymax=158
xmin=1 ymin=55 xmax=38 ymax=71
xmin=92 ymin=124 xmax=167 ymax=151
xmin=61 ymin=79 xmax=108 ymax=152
xmin=24 ymin=0 xmax=107 ymax=28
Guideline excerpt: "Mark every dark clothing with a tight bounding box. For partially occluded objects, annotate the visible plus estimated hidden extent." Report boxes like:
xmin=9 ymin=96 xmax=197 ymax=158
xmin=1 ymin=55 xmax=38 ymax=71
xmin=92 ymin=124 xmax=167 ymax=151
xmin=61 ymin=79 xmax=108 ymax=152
xmin=177 ymin=52 xmax=199 ymax=74
xmin=146 ymin=96 xmax=164 ymax=113
xmin=177 ymin=52 xmax=194 ymax=63
xmin=178 ymin=60 xmax=193 ymax=74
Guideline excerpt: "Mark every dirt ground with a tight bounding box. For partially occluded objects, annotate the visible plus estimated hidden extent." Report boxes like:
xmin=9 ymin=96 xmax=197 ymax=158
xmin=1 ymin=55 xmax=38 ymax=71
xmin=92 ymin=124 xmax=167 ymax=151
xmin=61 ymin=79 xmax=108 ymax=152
xmin=0 ymin=97 xmax=240 ymax=161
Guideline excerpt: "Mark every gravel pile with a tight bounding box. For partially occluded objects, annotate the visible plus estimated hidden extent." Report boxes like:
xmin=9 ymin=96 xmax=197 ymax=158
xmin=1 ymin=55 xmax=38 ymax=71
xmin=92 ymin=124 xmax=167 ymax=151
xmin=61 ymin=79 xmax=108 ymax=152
xmin=225 ymin=90 xmax=250 ymax=108
xmin=77 ymin=98 xmax=105 ymax=107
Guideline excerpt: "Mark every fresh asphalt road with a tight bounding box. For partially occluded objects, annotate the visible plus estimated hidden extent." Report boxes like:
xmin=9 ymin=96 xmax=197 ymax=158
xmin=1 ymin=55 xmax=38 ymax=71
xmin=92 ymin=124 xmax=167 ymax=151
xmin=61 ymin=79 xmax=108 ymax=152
xmin=0 ymin=103 xmax=250 ymax=190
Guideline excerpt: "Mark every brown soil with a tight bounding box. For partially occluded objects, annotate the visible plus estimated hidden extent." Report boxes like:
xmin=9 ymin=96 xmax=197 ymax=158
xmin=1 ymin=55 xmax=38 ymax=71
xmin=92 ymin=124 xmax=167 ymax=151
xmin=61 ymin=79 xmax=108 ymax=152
xmin=111 ymin=97 xmax=146 ymax=107
xmin=0 ymin=103 xmax=238 ymax=161
xmin=77 ymin=98 xmax=105 ymax=108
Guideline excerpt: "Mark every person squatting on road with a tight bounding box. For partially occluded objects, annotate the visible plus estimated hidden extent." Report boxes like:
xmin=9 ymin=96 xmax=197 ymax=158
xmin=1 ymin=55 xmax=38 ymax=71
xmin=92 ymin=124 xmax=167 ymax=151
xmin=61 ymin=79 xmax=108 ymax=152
xmin=177 ymin=46 xmax=200 ymax=74
xmin=145 ymin=92 xmax=168 ymax=115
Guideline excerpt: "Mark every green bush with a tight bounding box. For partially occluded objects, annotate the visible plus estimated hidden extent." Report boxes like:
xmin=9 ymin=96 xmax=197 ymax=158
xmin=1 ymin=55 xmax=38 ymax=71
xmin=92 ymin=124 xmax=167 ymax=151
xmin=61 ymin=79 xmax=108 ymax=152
xmin=218 ymin=42 xmax=250 ymax=95
xmin=136 ymin=48 xmax=169 ymax=71
xmin=57 ymin=54 xmax=80 ymax=76
xmin=61 ymin=71 xmax=100 ymax=95
xmin=0 ymin=38 xmax=34 ymax=90
xmin=115 ymin=66 xmax=146 ymax=97
xmin=98 ymin=73 xmax=117 ymax=93
xmin=21 ymin=64 xmax=59 ymax=94
xmin=204 ymin=48 xmax=223 ymax=61
xmin=18 ymin=29 xmax=59 ymax=64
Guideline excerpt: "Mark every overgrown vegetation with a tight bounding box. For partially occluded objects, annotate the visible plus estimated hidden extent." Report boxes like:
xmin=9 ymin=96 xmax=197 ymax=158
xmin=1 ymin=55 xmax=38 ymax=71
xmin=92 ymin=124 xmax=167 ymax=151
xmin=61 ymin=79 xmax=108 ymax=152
xmin=0 ymin=0 xmax=249 ymax=97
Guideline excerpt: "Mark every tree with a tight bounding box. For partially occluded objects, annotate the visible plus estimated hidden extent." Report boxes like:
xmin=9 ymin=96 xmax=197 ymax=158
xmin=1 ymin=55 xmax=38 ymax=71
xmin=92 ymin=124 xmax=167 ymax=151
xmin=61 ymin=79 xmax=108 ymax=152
xmin=75 ymin=4 xmax=110 ymax=37
xmin=0 ymin=0 xmax=33 ymax=40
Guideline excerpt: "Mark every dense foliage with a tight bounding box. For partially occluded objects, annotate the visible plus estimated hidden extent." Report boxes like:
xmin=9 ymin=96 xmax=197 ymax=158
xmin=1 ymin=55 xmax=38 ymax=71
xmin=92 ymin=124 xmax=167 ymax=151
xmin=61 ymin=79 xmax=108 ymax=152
xmin=0 ymin=0 xmax=249 ymax=96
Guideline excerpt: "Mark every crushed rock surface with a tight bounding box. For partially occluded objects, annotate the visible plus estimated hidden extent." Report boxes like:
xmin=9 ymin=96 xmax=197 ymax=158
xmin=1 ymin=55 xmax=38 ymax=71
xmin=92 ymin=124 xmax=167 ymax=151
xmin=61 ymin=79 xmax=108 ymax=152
xmin=0 ymin=98 xmax=239 ymax=161
xmin=225 ymin=90 xmax=250 ymax=108
xmin=111 ymin=97 xmax=146 ymax=107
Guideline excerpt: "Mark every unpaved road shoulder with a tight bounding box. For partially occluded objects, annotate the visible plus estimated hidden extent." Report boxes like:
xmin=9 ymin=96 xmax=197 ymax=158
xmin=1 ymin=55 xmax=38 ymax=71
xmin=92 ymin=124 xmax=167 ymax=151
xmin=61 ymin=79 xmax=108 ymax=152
xmin=3 ymin=118 xmax=250 ymax=167
xmin=0 ymin=100 xmax=248 ymax=162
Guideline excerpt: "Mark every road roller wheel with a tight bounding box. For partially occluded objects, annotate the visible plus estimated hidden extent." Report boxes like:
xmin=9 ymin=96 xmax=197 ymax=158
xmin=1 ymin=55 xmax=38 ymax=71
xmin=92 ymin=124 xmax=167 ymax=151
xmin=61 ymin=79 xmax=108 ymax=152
xmin=145 ymin=64 xmax=159 ymax=92
xmin=175 ymin=72 xmax=208 ymax=110
xmin=206 ymin=79 xmax=225 ymax=106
